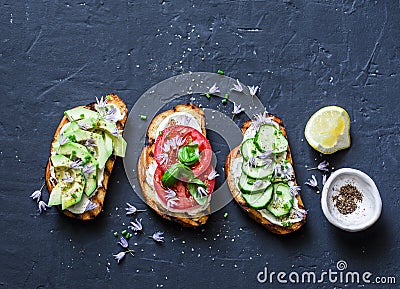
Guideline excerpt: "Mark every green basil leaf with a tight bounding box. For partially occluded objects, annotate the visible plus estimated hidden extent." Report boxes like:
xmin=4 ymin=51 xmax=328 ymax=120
xmin=178 ymin=144 xmax=200 ymax=166
xmin=161 ymin=163 xmax=194 ymax=188
xmin=187 ymin=178 xmax=208 ymax=206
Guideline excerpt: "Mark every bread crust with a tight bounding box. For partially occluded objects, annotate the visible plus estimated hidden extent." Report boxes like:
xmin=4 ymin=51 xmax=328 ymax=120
xmin=45 ymin=94 xmax=128 ymax=220
xmin=225 ymin=115 xmax=306 ymax=234
xmin=137 ymin=104 xmax=210 ymax=227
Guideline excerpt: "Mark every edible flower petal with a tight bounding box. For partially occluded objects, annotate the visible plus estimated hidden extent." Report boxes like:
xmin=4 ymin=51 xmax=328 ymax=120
xmin=38 ymin=201 xmax=49 ymax=214
xmin=208 ymin=83 xmax=220 ymax=94
xmin=83 ymin=164 xmax=95 ymax=178
xmin=318 ymin=160 xmax=330 ymax=172
xmin=85 ymin=200 xmax=98 ymax=212
xmin=322 ymin=174 xmax=327 ymax=186
xmin=128 ymin=218 xmax=143 ymax=232
xmin=85 ymin=138 xmax=96 ymax=148
xmin=232 ymin=102 xmax=245 ymax=115
xmin=96 ymin=96 xmax=108 ymax=109
xmin=232 ymin=79 xmax=243 ymax=92
xmin=113 ymin=251 xmax=126 ymax=263
xmin=197 ymin=186 xmax=208 ymax=198
xmin=118 ymin=237 xmax=129 ymax=249
xmin=167 ymin=197 xmax=179 ymax=208
xmin=207 ymin=169 xmax=219 ymax=180
xmin=305 ymin=175 xmax=319 ymax=192
xmin=248 ymin=85 xmax=259 ymax=96
xmin=155 ymin=153 xmax=169 ymax=165
xmin=70 ymin=160 xmax=83 ymax=169
xmin=30 ymin=183 xmax=45 ymax=203
xmin=62 ymin=172 xmax=74 ymax=183
xmin=59 ymin=134 xmax=68 ymax=146
xmin=289 ymin=185 xmax=301 ymax=197
xmin=151 ymin=231 xmax=165 ymax=243
xmin=125 ymin=203 xmax=145 ymax=215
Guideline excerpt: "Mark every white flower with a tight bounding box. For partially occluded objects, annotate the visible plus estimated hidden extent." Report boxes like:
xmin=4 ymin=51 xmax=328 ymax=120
xmin=113 ymin=251 xmax=126 ymax=263
xmin=274 ymin=163 xmax=293 ymax=180
xmin=96 ymin=96 xmax=108 ymax=109
xmin=62 ymin=172 xmax=74 ymax=183
xmin=38 ymin=201 xmax=49 ymax=214
xmin=251 ymin=111 xmax=274 ymax=129
xmin=254 ymin=180 xmax=264 ymax=188
xmin=322 ymin=174 xmax=327 ymax=186
xmin=208 ymin=83 xmax=220 ymax=94
xmin=151 ymin=231 xmax=165 ymax=243
xmin=305 ymin=175 xmax=319 ymax=192
xmin=207 ymin=169 xmax=219 ymax=180
xmin=197 ymin=186 xmax=208 ymax=198
xmin=248 ymin=85 xmax=259 ymax=96
xmin=128 ymin=218 xmax=143 ymax=232
xmin=232 ymin=102 xmax=245 ymax=115
xmin=118 ymin=237 xmax=129 ymax=249
xmin=256 ymin=150 xmax=272 ymax=160
xmin=231 ymin=79 xmax=243 ymax=92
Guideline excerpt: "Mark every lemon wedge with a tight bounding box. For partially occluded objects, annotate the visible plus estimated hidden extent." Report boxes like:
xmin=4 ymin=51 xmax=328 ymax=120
xmin=305 ymin=106 xmax=351 ymax=154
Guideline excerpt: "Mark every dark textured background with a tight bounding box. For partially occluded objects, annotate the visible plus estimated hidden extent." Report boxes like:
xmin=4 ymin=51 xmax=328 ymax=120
xmin=1 ymin=1 xmax=399 ymax=288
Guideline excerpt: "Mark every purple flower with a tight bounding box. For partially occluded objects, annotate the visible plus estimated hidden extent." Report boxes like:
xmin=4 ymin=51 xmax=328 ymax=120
xmin=125 ymin=203 xmax=145 ymax=215
xmin=151 ymin=231 xmax=165 ymax=243
xmin=59 ymin=134 xmax=68 ymax=146
xmin=289 ymin=186 xmax=301 ymax=197
xmin=96 ymin=96 xmax=108 ymax=108
xmin=118 ymin=237 xmax=129 ymax=249
xmin=70 ymin=160 xmax=83 ymax=169
xmin=38 ymin=201 xmax=49 ymax=214
xmin=317 ymin=160 xmax=330 ymax=172
xmin=85 ymin=201 xmax=98 ymax=212
xmin=30 ymin=183 xmax=45 ymax=203
xmin=62 ymin=172 xmax=74 ymax=183
xmin=128 ymin=218 xmax=143 ymax=232
xmin=322 ymin=174 xmax=327 ymax=186
xmin=85 ymin=138 xmax=96 ymax=148
xmin=83 ymin=164 xmax=95 ymax=178
xmin=155 ymin=153 xmax=169 ymax=165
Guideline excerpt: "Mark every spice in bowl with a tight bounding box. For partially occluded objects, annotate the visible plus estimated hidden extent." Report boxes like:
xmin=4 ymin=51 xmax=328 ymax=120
xmin=332 ymin=183 xmax=363 ymax=215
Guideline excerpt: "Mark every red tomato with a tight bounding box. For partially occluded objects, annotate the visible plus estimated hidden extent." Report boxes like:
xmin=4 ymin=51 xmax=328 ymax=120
xmin=154 ymin=125 xmax=212 ymax=177
xmin=153 ymin=165 xmax=216 ymax=210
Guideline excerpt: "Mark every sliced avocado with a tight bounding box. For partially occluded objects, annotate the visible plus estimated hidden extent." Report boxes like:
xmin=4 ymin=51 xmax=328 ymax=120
xmin=64 ymin=129 xmax=92 ymax=142
xmin=48 ymin=183 xmax=63 ymax=206
xmin=62 ymin=121 xmax=80 ymax=135
xmin=104 ymin=133 xmax=113 ymax=157
xmin=61 ymin=170 xmax=86 ymax=210
xmin=98 ymin=119 xmax=117 ymax=135
xmin=51 ymin=154 xmax=73 ymax=168
xmin=84 ymin=168 xmax=97 ymax=197
xmin=56 ymin=142 xmax=98 ymax=166
xmin=64 ymin=107 xmax=99 ymax=122
xmin=111 ymin=135 xmax=127 ymax=157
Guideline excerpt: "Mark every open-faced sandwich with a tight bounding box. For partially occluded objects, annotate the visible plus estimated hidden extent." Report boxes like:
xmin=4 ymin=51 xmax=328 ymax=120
xmin=45 ymin=94 xmax=128 ymax=220
xmin=225 ymin=112 xmax=307 ymax=234
xmin=138 ymin=104 xmax=218 ymax=227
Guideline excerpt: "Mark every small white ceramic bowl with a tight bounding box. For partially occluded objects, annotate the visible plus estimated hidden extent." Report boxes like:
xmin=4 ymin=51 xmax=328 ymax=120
xmin=321 ymin=168 xmax=382 ymax=232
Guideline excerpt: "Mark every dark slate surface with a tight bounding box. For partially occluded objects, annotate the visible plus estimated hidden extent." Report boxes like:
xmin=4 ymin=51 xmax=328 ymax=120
xmin=1 ymin=1 xmax=399 ymax=288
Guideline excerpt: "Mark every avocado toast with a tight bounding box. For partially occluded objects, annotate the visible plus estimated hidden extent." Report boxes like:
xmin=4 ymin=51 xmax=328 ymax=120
xmin=45 ymin=94 xmax=128 ymax=220
xmin=225 ymin=112 xmax=307 ymax=234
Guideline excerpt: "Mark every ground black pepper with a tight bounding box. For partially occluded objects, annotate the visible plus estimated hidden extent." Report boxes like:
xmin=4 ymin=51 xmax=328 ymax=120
xmin=332 ymin=184 xmax=363 ymax=215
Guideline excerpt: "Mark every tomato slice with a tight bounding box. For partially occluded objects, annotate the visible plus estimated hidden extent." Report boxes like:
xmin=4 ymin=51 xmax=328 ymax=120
xmin=153 ymin=165 xmax=216 ymax=210
xmin=154 ymin=125 xmax=212 ymax=177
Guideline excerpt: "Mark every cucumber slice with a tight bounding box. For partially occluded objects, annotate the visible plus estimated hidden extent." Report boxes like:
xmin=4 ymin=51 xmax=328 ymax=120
xmin=238 ymin=173 xmax=271 ymax=194
xmin=241 ymin=138 xmax=259 ymax=160
xmin=242 ymin=160 xmax=274 ymax=179
xmin=241 ymin=138 xmax=272 ymax=167
xmin=255 ymin=124 xmax=288 ymax=154
xmin=273 ymin=130 xmax=288 ymax=153
xmin=242 ymin=186 xmax=273 ymax=209
xmin=255 ymin=124 xmax=275 ymax=152
xmin=267 ymin=183 xmax=294 ymax=217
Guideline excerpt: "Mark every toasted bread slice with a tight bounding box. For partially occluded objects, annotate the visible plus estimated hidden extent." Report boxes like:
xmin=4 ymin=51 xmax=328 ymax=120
xmin=45 ymin=94 xmax=128 ymax=220
xmin=137 ymin=104 xmax=210 ymax=227
xmin=225 ymin=114 xmax=306 ymax=234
